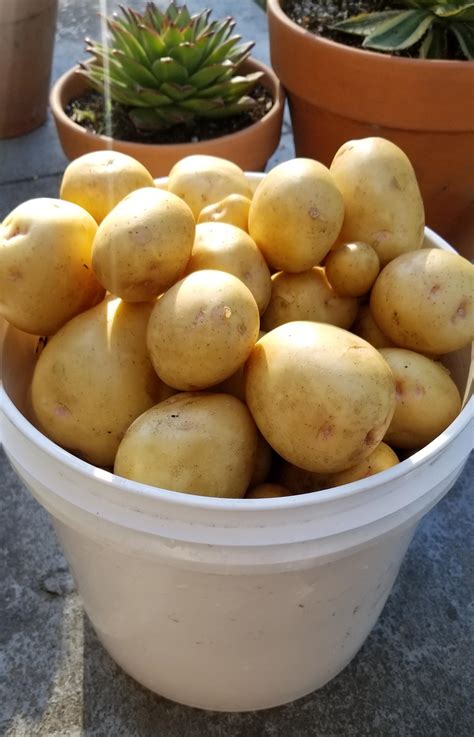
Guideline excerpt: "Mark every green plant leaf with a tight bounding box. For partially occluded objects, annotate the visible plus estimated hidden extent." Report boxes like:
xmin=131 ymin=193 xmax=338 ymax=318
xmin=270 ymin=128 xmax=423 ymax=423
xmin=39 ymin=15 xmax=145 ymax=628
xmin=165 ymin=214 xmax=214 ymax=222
xmin=111 ymin=50 xmax=159 ymax=88
xmin=199 ymin=96 xmax=256 ymax=118
xmin=432 ymin=2 xmax=474 ymax=20
xmin=188 ymin=63 xmax=231 ymax=88
xmin=363 ymin=10 xmax=434 ymax=50
xmin=160 ymin=82 xmax=196 ymax=101
xmin=332 ymin=11 xmax=402 ymax=36
xmin=205 ymin=35 xmax=243 ymax=64
xmin=450 ymin=20 xmax=474 ymax=57
xmin=161 ymin=23 xmax=184 ymax=49
xmin=168 ymin=41 xmax=206 ymax=72
xmin=180 ymin=97 xmax=225 ymax=113
xmin=201 ymin=18 xmax=235 ymax=59
xmin=419 ymin=23 xmax=448 ymax=56
xmin=134 ymin=86 xmax=174 ymax=107
xmin=226 ymin=41 xmax=255 ymax=66
xmin=107 ymin=20 xmax=150 ymax=65
xmin=137 ymin=26 xmax=167 ymax=59
xmin=151 ymin=56 xmax=189 ymax=84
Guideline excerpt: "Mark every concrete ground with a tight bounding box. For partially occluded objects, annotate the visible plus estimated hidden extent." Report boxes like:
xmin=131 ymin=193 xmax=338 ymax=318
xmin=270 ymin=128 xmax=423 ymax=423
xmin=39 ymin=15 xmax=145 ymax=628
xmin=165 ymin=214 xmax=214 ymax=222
xmin=0 ymin=1 xmax=473 ymax=735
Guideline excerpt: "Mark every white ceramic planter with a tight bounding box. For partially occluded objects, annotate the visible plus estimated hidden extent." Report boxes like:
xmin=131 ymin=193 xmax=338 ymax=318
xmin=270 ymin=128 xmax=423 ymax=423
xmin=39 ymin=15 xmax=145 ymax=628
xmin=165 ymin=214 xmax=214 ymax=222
xmin=0 ymin=176 xmax=472 ymax=711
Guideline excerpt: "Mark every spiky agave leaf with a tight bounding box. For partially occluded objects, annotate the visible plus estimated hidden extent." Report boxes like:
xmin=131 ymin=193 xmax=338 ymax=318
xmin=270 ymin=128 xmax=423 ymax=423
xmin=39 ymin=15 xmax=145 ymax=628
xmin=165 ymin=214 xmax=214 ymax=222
xmin=332 ymin=0 xmax=474 ymax=59
xmin=80 ymin=2 xmax=264 ymax=131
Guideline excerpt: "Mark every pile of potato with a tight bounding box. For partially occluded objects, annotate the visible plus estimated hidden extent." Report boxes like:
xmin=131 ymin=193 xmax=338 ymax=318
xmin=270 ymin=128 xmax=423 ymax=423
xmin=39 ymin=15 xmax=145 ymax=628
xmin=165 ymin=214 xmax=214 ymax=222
xmin=1 ymin=139 xmax=473 ymax=500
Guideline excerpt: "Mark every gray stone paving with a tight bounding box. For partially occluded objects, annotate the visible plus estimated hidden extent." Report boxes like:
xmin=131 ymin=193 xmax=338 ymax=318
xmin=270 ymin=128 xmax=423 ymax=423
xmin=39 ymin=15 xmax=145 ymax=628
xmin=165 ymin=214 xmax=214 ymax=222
xmin=0 ymin=1 xmax=473 ymax=735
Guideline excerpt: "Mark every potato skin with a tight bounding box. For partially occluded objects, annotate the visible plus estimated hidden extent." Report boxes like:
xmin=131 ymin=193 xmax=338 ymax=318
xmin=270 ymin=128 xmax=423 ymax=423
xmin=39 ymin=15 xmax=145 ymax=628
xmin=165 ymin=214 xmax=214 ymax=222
xmin=324 ymin=442 xmax=399 ymax=488
xmin=147 ymin=270 xmax=260 ymax=391
xmin=0 ymin=198 xmax=104 ymax=336
xmin=379 ymin=348 xmax=462 ymax=449
xmin=248 ymin=159 xmax=344 ymax=272
xmin=325 ymin=241 xmax=380 ymax=297
xmin=351 ymin=304 xmax=396 ymax=349
xmin=92 ymin=187 xmax=195 ymax=302
xmin=371 ymin=249 xmax=474 ymax=354
xmin=198 ymin=194 xmax=251 ymax=232
xmin=31 ymin=297 xmax=171 ymax=467
xmin=167 ymin=155 xmax=252 ymax=219
xmin=330 ymin=137 xmax=425 ymax=265
xmin=114 ymin=393 xmax=258 ymax=498
xmin=245 ymin=322 xmax=396 ymax=473
xmin=246 ymin=484 xmax=289 ymax=499
xmin=60 ymin=150 xmax=155 ymax=223
xmin=261 ymin=267 xmax=358 ymax=332
xmin=186 ymin=222 xmax=271 ymax=314
xmin=249 ymin=432 xmax=273 ymax=487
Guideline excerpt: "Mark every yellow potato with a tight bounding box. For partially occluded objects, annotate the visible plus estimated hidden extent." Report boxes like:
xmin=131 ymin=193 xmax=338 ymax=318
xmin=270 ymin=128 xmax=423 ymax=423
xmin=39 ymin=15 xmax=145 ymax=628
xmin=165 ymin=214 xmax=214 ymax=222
xmin=249 ymin=432 xmax=273 ymax=487
xmin=330 ymin=137 xmax=425 ymax=265
xmin=371 ymin=249 xmax=474 ymax=354
xmin=261 ymin=267 xmax=358 ymax=332
xmin=0 ymin=198 xmax=104 ymax=335
xmin=324 ymin=241 xmax=380 ymax=297
xmin=186 ymin=222 xmax=271 ymax=314
xmin=31 ymin=297 xmax=171 ymax=467
xmin=214 ymin=330 xmax=266 ymax=401
xmin=60 ymin=150 xmax=155 ymax=224
xmin=245 ymin=322 xmax=396 ymax=473
xmin=379 ymin=348 xmax=462 ymax=449
xmin=198 ymin=193 xmax=252 ymax=232
xmin=325 ymin=442 xmax=399 ymax=488
xmin=275 ymin=460 xmax=328 ymax=494
xmin=147 ymin=270 xmax=260 ymax=391
xmin=167 ymin=155 xmax=252 ymax=219
xmin=351 ymin=304 xmax=396 ymax=349
xmin=248 ymin=159 xmax=344 ymax=272
xmin=92 ymin=187 xmax=195 ymax=302
xmin=246 ymin=483 xmax=289 ymax=499
xmin=114 ymin=393 xmax=258 ymax=498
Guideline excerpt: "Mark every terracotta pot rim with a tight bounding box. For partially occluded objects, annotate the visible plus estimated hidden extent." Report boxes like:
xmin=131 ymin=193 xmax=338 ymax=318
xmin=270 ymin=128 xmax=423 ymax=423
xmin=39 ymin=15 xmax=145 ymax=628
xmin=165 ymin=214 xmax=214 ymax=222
xmin=268 ymin=0 xmax=473 ymax=70
xmin=49 ymin=56 xmax=285 ymax=155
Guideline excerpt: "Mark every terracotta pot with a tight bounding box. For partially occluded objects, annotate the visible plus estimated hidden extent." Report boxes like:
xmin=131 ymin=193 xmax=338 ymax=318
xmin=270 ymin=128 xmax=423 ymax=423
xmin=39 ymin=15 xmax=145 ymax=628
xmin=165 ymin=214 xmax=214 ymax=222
xmin=0 ymin=0 xmax=58 ymax=138
xmin=50 ymin=58 xmax=285 ymax=176
xmin=267 ymin=0 xmax=474 ymax=258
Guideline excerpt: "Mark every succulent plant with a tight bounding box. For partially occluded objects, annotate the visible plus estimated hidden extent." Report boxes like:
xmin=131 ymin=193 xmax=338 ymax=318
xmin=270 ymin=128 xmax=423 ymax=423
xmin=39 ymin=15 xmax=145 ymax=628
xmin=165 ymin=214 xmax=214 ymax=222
xmin=80 ymin=2 xmax=263 ymax=131
xmin=332 ymin=0 xmax=474 ymax=59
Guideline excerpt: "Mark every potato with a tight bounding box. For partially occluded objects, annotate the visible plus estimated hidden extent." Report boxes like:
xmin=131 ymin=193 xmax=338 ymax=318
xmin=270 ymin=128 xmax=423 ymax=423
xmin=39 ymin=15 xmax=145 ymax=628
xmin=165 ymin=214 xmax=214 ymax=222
xmin=261 ymin=267 xmax=358 ymax=332
xmin=371 ymin=249 xmax=474 ymax=354
xmin=275 ymin=460 xmax=328 ymax=494
xmin=246 ymin=483 xmax=289 ymax=499
xmin=114 ymin=393 xmax=258 ymax=498
xmin=31 ymin=297 xmax=171 ymax=467
xmin=379 ymin=348 xmax=462 ymax=449
xmin=147 ymin=270 xmax=260 ymax=391
xmin=330 ymin=137 xmax=425 ymax=265
xmin=0 ymin=198 xmax=104 ymax=335
xmin=245 ymin=322 xmax=396 ymax=473
xmin=324 ymin=442 xmax=399 ymax=488
xmin=91 ymin=187 xmax=195 ymax=302
xmin=60 ymin=150 xmax=155 ymax=224
xmin=167 ymin=155 xmax=252 ymax=219
xmin=351 ymin=304 xmax=396 ymax=349
xmin=248 ymin=159 xmax=344 ymax=272
xmin=324 ymin=241 xmax=380 ymax=297
xmin=198 ymin=193 xmax=252 ymax=232
xmin=213 ymin=330 xmax=266 ymax=402
xmin=186 ymin=222 xmax=271 ymax=314
xmin=249 ymin=432 xmax=273 ymax=487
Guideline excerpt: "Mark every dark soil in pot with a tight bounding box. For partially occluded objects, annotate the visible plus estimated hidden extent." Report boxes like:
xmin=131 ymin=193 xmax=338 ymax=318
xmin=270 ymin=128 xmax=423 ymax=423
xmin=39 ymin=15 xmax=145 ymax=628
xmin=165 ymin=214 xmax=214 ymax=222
xmin=65 ymin=85 xmax=274 ymax=146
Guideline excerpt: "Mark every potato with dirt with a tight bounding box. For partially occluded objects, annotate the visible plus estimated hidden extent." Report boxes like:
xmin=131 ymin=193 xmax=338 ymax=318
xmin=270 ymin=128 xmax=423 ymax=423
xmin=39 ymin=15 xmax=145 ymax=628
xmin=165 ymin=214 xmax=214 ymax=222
xmin=31 ymin=297 xmax=171 ymax=467
xmin=92 ymin=187 xmax=195 ymax=302
xmin=0 ymin=198 xmax=104 ymax=336
xmin=248 ymin=159 xmax=344 ymax=272
xmin=261 ymin=267 xmax=358 ymax=332
xmin=245 ymin=322 xmax=396 ymax=473
xmin=60 ymin=150 xmax=155 ymax=223
xmin=379 ymin=348 xmax=462 ymax=449
xmin=371 ymin=249 xmax=474 ymax=354
xmin=167 ymin=155 xmax=252 ymax=219
xmin=186 ymin=222 xmax=271 ymax=314
xmin=330 ymin=137 xmax=425 ymax=265
xmin=147 ymin=270 xmax=260 ymax=391
xmin=114 ymin=393 xmax=258 ymax=498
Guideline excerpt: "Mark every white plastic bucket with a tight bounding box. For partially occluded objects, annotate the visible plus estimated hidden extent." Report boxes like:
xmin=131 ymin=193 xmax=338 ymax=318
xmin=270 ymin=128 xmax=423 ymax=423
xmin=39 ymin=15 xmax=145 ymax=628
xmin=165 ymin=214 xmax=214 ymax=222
xmin=1 ymin=175 xmax=473 ymax=711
